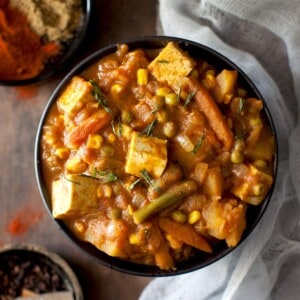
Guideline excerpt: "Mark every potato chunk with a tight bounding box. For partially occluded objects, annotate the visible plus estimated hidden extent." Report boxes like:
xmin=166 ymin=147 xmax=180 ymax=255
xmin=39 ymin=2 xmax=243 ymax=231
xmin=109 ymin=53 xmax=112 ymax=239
xmin=57 ymin=76 xmax=94 ymax=116
xmin=125 ymin=131 xmax=167 ymax=179
xmin=148 ymin=42 xmax=196 ymax=86
xmin=213 ymin=70 xmax=238 ymax=103
xmin=202 ymin=198 xmax=246 ymax=247
xmin=52 ymin=174 xmax=99 ymax=219
xmin=231 ymin=164 xmax=273 ymax=205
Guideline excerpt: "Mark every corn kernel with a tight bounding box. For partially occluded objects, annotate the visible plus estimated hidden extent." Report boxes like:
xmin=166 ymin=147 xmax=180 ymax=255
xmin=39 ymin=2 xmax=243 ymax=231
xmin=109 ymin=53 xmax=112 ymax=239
xmin=55 ymin=147 xmax=70 ymax=159
xmin=87 ymin=134 xmax=103 ymax=149
xmin=127 ymin=204 xmax=134 ymax=216
xmin=129 ymin=233 xmax=142 ymax=245
xmin=156 ymin=87 xmax=171 ymax=97
xmin=120 ymin=124 xmax=133 ymax=140
xmin=254 ymin=159 xmax=267 ymax=169
xmin=74 ymin=221 xmax=86 ymax=233
xmin=65 ymin=157 xmax=87 ymax=173
xmin=107 ymin=133 xmax=116 ymax=143
xmin=205 ymin=69 xmax=216 ymax=77
xmin=253 ymin=183 xmax=265 ymax=196
xmin=165 ymin=92 xmax=179 ymax=106
xmin=111 ymin=83 xmax=125 ymax=99
xmin=137 ymin=68 xmax=149 ymax=85
xmin=97 ymin=184 xmax=113 ymax=198
xmin=156 ymin=110 xmax=168 ymax=123
xmin=188 ymin=210 xmax=201 ymax=224
xmin=171 ymin=210 xmax=187 ymax=223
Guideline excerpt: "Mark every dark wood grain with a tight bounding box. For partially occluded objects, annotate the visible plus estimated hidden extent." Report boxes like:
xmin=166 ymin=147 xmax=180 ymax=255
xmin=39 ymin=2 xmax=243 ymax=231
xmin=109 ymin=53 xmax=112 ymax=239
xmin=0 ymin=1 xmax=158 ymax=299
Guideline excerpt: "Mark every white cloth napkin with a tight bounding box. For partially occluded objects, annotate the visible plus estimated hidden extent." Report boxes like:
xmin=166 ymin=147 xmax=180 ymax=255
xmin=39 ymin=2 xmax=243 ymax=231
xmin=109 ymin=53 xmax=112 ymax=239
xmin=139 ymin=1 xmax=300 ymax=299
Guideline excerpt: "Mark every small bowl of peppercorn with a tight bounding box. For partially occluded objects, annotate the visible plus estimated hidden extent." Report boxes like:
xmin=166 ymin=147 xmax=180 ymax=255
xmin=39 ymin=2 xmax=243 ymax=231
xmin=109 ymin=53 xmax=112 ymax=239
xmin=0 ymin=243 xmax=83 ymax=300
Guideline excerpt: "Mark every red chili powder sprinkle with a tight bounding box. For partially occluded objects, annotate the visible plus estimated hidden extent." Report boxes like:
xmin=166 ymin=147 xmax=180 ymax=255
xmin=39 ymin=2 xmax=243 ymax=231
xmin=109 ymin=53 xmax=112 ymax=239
xmin=7 ymin=204 xmax=44 ymax=236
xmin=15 ymin=85 xmax=38 ymax=100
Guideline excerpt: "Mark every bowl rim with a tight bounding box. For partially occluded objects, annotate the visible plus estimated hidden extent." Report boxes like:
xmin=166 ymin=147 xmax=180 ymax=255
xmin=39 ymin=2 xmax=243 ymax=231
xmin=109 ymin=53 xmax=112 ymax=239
xmin=34 ymin=35 xmax=278 ymax=277
xmin=0 ymin=0 xmax=92 ymax=86
xmin=0 ymin=242 xmax=83 ymax=299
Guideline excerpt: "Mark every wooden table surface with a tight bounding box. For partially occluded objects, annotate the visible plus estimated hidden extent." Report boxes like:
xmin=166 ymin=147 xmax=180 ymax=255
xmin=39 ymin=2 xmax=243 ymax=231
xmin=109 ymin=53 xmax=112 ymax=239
xmin=0 ymin=0 xmax=159 ymax=298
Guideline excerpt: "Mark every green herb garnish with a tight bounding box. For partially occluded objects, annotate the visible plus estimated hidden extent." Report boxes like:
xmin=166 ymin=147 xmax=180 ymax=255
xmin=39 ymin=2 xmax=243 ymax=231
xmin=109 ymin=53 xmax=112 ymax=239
xmin=128 ymin=178 xmax=143 ymax=190
xmin=89 ymin=80 xmax=111 ymax=112
xmin=238 ymin=98 xmax=245 ymax=115
xmin=64 ymin=176 xmax=80 ymax=185
xmin=111 ymin=114 xmax=122 ymax=137
xmin=191 ymin=134 xmax=205 ymax=155
xmin=157 ymin=59 xmax=169 ymax=63
xmin=92 ymin=168 xmax=118 ymax=182
xmin=139 ymin=119 xmax=157 ymax=136
xmin=184 ymin=91 xmax=196 ymax=107
xmin=140 ymin=169 xmax=153 ymax=185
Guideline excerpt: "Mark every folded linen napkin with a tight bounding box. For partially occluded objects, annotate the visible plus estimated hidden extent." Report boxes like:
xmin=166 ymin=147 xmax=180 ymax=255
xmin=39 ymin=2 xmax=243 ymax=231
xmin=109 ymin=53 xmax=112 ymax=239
xmin=140 ymin=1 xmax=300 ymax=299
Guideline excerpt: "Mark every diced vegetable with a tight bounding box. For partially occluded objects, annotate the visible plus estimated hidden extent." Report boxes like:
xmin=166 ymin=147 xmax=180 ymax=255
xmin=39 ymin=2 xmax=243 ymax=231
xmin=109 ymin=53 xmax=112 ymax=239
xmin=133 ymin=180 xmax=198 ymax=224
xmin=66 ymin=109 xmax=112 ymax=148
xmin=201 ymin=167 xmax=224 ymax=200
xmin=159 ymin=218 xmax=212 ymax=253
xmin=213 ymin=70 xmax=238 ymax=103
xmin=202 ymin=199 xmax=246 ymax=247
xmin=231 ymin=164 xmax=273 ymax=205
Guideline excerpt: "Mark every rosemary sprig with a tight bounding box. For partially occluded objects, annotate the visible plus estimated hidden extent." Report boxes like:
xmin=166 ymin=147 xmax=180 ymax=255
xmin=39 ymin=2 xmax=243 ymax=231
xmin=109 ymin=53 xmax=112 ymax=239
xmin=111 ymin=114 xmax=122 ymax=137
xmin=238 ymin=98 xmax=245 ymax=115
xmin=140 ymin=169 xmax=153 ymax=185
xmin=89 ymin=79 xmax=111 ymax=112
xmin=128 ymin=178 xmax=143 ymax=190
xmin=139 ymin=119 xmax=158 ymax=136
xmin=92 ymin=168 xmax=118 ymax=182
xmin=184 ymin=91 xmax=196 ymax=107
xmin=157 ymin=59 xmax=169 ymax=63
xmin=191 ymin=134 xmax=205 ymax=155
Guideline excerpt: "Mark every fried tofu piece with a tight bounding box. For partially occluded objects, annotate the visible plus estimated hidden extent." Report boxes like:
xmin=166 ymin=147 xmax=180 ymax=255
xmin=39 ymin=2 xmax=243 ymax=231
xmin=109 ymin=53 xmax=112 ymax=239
xmin=57 ymin=76 xmax=95 ymax=116
xmin=148 ymin=42 xmax=196 ymax=86
xmin=125 ymin=131 xmax=167 ymax=179
xmin=52 ymin=174 xmax=99 ymax=219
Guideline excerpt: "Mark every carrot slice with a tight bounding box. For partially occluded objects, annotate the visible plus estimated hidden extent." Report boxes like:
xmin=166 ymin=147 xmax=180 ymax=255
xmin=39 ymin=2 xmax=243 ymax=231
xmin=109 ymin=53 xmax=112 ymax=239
xmin=159 ymin=218 xmax=212 ymax=253
xmin=66 ymin=109 xmax=111 ymax=147
xmin=188 ymin=79 xmax=234 ymax=151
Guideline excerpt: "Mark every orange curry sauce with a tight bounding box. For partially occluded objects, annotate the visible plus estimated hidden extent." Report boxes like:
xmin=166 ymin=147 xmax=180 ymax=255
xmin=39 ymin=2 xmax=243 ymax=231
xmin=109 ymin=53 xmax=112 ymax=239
xmin=41 ymin=43 xmax=275 ymax=270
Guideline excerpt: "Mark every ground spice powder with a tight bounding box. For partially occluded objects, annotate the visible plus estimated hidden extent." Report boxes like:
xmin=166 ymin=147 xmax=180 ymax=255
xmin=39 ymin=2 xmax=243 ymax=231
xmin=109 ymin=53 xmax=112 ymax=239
xmin=0 ymin=2 xmax=60 ymax=81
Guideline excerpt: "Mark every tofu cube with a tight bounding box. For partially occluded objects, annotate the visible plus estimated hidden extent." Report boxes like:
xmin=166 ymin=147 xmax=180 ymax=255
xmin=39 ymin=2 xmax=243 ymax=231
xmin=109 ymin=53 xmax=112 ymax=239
xmin=57 ymin=76 xmax=95 ymax=116
xmin=125 ymin=131 xmax=167 ymax=179
xmin=52 ymin=174 xmax=99 ymax=219
xmin=148 ymin=42 xmax=196 ymax=86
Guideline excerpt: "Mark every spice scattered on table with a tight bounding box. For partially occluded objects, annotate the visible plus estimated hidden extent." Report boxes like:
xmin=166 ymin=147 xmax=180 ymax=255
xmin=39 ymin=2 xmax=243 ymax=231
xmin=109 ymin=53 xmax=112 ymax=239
xmin=6 ymin=202 xmax=44 ymax=236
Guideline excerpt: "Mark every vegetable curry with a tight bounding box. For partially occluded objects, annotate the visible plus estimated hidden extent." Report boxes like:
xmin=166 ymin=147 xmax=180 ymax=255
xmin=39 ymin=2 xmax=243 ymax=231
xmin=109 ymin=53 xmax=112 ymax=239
xmin=41 ymin=42 xmax=275 ymax=270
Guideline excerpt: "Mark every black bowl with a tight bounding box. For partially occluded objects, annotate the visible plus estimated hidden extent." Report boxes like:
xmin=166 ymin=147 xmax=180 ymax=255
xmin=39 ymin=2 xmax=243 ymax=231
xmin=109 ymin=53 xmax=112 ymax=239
xmin=0 ymin=0 xmax=91 ymax=86
xmin=35 ymin=36 xmax=278 ymax=277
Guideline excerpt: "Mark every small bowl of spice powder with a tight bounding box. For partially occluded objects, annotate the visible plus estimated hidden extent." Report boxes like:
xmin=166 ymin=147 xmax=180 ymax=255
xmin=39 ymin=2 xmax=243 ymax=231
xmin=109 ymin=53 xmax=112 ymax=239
xmin=0 ymin=243 xmax=83 ymax=300
xmin=0 ymin=0 xmax=90 ymax=85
